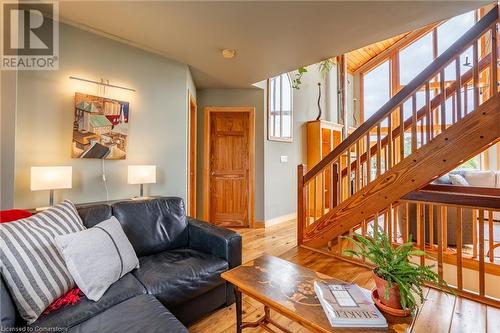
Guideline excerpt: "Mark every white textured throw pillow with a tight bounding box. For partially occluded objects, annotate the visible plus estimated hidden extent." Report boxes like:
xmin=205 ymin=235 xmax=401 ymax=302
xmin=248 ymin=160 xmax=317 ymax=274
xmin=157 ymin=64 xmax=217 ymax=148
xmin=449 ymin=174 xmax=469 ymax=186
xmin=0 ymin=200 xmax=86 ymax=324
xmin=54 ymin=216 xmax=139 ymax=301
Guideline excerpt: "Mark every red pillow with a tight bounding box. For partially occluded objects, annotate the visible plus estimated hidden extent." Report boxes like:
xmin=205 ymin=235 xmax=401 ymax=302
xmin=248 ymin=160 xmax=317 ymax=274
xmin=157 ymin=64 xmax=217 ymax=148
xmin=0 ymin=209 xmax=83 ymax=314
xmin=0 ymin=209 xmax=32 ymax=223
xmin=43 ymin=288 xmax=82 ymax=315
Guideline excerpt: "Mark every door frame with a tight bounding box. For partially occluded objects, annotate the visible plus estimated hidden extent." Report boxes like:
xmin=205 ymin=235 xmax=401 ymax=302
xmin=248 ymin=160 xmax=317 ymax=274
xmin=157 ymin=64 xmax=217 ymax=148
xmin=203 ymin=106 xmax=255 ymax=227
xmin=187 ymin=91 xmax=197 ymax=217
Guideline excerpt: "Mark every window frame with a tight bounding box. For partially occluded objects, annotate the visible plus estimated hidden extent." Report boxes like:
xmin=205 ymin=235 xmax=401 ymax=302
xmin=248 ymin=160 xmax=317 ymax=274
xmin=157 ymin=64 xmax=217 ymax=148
xmin=267 ymin=73 xmax=293 ymax=142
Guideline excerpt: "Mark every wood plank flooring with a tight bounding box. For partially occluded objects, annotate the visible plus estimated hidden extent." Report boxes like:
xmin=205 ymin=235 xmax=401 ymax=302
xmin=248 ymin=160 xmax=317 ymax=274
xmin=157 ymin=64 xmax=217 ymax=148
xmin=189 ymin=220 xmax=500 ymax=333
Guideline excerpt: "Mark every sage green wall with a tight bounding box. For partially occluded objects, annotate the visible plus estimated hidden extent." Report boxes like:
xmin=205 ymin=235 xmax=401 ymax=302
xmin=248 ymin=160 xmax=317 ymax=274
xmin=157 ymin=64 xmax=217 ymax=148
xmin=13 ymin=23 xmax=193 ymax=209
xmin=195 ymin=88 xmax=265 ymax=222
xmin=1 ymin=71 xmax=17 ymax=209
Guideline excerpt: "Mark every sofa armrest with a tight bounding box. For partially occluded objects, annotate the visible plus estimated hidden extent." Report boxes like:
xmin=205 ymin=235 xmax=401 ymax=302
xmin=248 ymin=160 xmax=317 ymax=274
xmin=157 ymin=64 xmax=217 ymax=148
xmin=187 ymin=218 xmax=242 ymax=269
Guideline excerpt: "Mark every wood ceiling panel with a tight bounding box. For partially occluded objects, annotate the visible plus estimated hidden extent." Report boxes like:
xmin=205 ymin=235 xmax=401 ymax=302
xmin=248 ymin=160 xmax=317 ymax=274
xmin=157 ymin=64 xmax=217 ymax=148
xmin=347 ymin=32 xmax=411 ymax=72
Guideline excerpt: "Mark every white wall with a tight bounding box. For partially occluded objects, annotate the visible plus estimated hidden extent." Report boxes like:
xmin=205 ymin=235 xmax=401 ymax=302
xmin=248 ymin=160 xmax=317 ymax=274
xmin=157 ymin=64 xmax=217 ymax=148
xmin=12 ymin=23 xmax=193 ymax=208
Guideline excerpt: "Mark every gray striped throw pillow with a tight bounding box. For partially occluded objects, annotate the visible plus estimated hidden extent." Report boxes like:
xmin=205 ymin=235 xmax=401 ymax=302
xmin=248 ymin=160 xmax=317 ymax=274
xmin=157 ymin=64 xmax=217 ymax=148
xmin=0 ymin=200 xmax=86 ymax=324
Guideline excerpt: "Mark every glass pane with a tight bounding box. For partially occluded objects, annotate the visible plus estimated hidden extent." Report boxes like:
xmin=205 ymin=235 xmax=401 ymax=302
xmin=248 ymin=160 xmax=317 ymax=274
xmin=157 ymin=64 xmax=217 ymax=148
xmin=282 ymin=74 xmax=292 ymax=111
xmin=269 ymin=114 xmax=275 ymax=137
xmin=275 ymin=75 xmax=281 ymax=111
xmin=400 ymin=32 xmax=433 ymax=85
xmin=274 ymin=115 xmax=281 ymax=137
xmin=282 ymin=114 xmax=291 ymax=137
xmin=438 ymin=11 xmax=475 ymax=56
xmin=270 ymin=78 xmax=276 ymax=111
xmin=363 ymin=60 xmax=390 ymax=120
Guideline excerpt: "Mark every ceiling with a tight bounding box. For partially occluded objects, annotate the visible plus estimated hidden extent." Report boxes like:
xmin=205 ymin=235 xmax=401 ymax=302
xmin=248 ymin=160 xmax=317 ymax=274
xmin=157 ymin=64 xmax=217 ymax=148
xmin=58 ymin=1 xmax=492 ymax=89
xmin=347 ymin=32 xmax=410 ymax=73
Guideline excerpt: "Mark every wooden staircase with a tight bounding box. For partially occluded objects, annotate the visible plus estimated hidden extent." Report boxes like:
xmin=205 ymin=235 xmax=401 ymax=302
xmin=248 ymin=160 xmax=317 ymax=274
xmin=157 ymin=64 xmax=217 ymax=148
xmin=297 ymin=6 xmax=500 ymax=305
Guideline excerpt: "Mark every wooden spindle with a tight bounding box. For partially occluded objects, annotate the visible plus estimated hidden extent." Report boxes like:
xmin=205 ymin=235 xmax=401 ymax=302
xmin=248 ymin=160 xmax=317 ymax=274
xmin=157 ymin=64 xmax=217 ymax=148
xmin=411 ymin=94 xmax=417 ymax=152
xmin=425 ymin=82 xmax=432 ymax=142
xmin=456 ymin=207 xmax=463 ymax=291
xmin=479 ymin=209 xmax=485 ymax=296
xmin=437 ymin=205 xmax=444 ymax=279
xmin=313 ymin=177 xmax=317 ymax=222
xmin=473 ymin=40 xmax=480 ymax=109
xmin=489 ymin=210 xmax=494 ymax=263
xmin=440 ymin=69 xmax=446 ymax=132
xmin=399 ymin=105 xmax=405 ymax=160
xmin=429 ymin=204 xmax=434 ymax=250
xmin=417 ymin=203 xmax=425 ymax=266
xmin=455 ymin=57 xmax=463 ymax=120
xmin=442 ymin=206 xmax=448 ymax=251
xmin=331 ymin=162 xmax=337 ymax=208
xmin=366 ymin=133 xmax=372 ymax=184
xmin=297 ymin=164 xmax=306 ymax=245
xmin=387 ymin=204 xmax=393 ymax=244
xmin=376 ymin=124 xmax=381 ymax=178
xmin=346 ymin=150 xmax=352 ymax=197
xmin=473 ymin=209 xmax=478 ymax=258
xmin=321 ymin=171 xmax=325 ymax=215
xmin=356 ymin=141 xmax=361 ymax=192
xmin=464 ymin=82 xmax=469 ymax=115
xmin=403 ymin=202 xmax=410 ymax=243
xmin=492 ymin=25 xmax=498 ymax=97
xmin=387 ymin=116 xmax=393 ymax=169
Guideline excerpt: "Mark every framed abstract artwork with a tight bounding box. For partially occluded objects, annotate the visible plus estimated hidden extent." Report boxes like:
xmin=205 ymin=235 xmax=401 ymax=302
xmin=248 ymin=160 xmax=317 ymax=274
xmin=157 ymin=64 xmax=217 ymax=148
xmin=71 ymin=93 xmax=130 ymax=159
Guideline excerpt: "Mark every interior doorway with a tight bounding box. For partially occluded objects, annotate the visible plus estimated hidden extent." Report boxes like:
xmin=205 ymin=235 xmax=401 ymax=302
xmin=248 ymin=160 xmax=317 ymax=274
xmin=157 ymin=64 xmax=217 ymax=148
xmin=203 ymin=107 xmax=255 ymax=227
xmin=187 ymin=92 xmax=197 ymax=218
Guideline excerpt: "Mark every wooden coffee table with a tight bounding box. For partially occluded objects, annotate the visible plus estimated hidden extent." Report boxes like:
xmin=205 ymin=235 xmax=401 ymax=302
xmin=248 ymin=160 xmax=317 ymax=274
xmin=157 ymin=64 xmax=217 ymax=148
xmin=222 ymin=254 xmax=410 ymax=332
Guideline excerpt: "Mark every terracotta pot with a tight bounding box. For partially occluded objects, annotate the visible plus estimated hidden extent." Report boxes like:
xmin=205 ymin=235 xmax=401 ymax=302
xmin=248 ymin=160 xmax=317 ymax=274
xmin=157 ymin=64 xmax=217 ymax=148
xmin=372 ymin=270 xmax=402 ymax=309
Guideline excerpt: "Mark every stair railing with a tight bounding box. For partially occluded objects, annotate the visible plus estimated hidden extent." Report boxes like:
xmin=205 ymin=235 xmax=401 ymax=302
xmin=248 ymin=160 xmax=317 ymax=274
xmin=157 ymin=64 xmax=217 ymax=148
xmin=298 ymin=7 xmax=499 ymax=245
xmin=336 ymin=186 xmax=500 ymax=308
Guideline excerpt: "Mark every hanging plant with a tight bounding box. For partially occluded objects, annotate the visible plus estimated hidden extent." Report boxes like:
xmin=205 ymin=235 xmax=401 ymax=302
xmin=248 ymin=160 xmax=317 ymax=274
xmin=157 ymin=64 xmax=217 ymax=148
xmin=318 ymin=58 xmax=335 ymax=80
xmin=292 ymin=67 xmax=308 ymax=89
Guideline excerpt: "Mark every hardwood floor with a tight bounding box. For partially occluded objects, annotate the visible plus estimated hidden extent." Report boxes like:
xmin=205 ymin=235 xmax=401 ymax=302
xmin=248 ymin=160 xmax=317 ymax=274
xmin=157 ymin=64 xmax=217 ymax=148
xmin=189 ymin=220 xmax=500 ymax=333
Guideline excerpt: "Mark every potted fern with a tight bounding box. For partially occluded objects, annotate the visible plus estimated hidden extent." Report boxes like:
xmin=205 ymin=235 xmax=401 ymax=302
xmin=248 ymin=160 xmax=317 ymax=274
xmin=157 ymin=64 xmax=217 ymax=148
xmin=343 ymin=230 xmax=451 ymax=316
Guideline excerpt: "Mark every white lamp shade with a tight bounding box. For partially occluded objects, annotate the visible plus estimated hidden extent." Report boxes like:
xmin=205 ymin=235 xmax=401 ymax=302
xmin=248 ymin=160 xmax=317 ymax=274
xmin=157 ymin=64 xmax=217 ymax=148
xmin=128 ymin=165 xmax=156 ymax=184
xmin=31 ymin=166 xmax=72 ymax=191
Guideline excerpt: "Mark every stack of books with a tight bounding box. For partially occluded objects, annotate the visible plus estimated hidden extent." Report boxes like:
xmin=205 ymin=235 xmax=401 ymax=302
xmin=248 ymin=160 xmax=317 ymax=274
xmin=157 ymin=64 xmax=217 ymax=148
xmin=314 ymin=281 xmax=388 ymax=329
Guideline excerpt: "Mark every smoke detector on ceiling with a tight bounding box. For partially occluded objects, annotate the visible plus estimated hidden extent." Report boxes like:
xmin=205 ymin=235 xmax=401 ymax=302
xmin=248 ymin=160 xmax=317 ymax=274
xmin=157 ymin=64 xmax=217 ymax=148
xmin=222 ymin=49 xmax=236 ymax=59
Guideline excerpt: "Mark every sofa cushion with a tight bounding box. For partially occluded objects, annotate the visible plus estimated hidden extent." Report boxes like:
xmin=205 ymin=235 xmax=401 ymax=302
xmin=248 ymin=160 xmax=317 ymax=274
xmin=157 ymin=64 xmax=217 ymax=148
xmin=65 ymin=295 xmax=188 ymax=333
xmin=132 ymin=248 xmax=228 ymax=307
xmin=463 ymin=170 xmax=496 ymax=187
xmin=496 ymin=171 xmax=500 ymax=188
xmin=112 ymin=198 xmax=189 ymax=257
xmin=55 ymin=217 xmax=139 ymax=301
xmin=0 ymin=200 xmax=86 ymax=324
xmin=31 ymin=273 xmax=146 ymax=330
xmin=76 ymin=204 xmax=112 ymax=228
xmin=449 ymin=174 xmax=469 ymax=186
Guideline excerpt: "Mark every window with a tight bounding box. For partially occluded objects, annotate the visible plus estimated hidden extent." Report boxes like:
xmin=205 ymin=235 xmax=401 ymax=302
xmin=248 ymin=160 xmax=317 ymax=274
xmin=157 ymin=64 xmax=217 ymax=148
xmin=268 ymin=73 xmax=292 ymax=142
xmin=363 ymin=61 xmax=390 ymax=121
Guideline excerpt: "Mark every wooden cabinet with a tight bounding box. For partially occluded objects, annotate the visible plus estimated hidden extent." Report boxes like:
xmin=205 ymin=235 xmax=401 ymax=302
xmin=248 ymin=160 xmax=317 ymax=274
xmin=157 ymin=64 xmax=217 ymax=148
xmin=306 ymin=120 xmax=344 ymax=216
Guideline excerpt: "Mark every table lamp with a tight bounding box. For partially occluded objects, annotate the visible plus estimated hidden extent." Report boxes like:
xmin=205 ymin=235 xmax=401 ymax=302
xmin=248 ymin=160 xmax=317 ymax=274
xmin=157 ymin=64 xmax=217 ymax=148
xmin=128 ymin=165 xmax=156 ymax=197
xmin=31 ymin=166 xmax=72 ymax=207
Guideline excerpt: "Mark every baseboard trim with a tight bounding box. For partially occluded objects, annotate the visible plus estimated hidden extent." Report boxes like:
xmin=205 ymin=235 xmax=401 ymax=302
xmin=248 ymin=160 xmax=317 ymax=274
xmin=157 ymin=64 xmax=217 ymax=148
xmin=264 ymin=212 xmax=296 ymax=228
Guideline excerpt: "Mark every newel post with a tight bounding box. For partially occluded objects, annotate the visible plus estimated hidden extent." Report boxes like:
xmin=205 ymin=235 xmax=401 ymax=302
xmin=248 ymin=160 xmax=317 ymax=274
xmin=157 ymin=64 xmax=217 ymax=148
xmin=297 ymin=164 xmax=307 ymax=245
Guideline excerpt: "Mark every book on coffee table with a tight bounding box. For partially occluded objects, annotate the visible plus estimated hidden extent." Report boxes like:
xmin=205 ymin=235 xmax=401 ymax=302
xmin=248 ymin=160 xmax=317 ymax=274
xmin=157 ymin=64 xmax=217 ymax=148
xmin=314 ymin=281 xmax=388 ymax=328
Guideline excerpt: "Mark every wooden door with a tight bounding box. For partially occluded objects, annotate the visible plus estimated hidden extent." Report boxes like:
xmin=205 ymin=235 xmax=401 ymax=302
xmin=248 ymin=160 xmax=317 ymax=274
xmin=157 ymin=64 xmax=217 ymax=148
xmin=187 ymin=92 xmax=197 ymax=217
xmin=208 ymin=111 xmax=251 ymax=227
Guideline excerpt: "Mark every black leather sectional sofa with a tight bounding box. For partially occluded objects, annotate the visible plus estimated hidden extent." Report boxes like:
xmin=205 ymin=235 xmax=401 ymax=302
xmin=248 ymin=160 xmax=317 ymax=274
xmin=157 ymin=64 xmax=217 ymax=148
xmin=0 ymin=197 xmax=242 ymax=332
